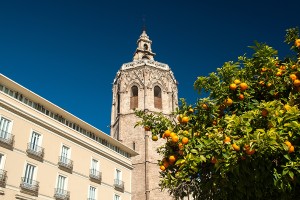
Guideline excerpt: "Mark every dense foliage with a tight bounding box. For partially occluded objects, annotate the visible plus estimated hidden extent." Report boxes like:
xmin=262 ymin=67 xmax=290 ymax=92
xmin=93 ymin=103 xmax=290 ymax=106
xmin=135 ymin=28 xmax=300 ymax=200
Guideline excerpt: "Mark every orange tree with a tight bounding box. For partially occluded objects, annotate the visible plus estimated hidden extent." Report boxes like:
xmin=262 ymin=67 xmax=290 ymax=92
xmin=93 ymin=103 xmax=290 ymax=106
xmin=135 ymin=28 xmax=300 ymax=200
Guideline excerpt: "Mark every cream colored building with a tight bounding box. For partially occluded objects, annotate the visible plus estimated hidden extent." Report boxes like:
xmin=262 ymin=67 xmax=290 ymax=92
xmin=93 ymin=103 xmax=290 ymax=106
xmin=0 ymin=74 xmax=138 ymax=200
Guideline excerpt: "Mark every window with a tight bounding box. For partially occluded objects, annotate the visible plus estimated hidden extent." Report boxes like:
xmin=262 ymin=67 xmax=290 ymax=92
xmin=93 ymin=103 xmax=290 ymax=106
xmin=154 ymin=86 xmax=162 ymax=109
xmin=114 ymin=194 xmax=120 ymax=200
xmin=0 ymin=153 xmax=4 ymax=169
xmin=56 ymin=175 xmax=66 ymax=194
xmin=91 ymin=159 xmax=99 ymax=175
xmin=0 ymin=117 xmax=11 ymax=139
xmin=88 ymin=186 xmax=96 ymax=200
xmin=23 ymin=163 xmax=36 ymax=185
xmin=130 ymin=86 xmax=138 ymax=109
xmin=61 ymin=145 xmax=70 ymax=163
xmin=29 ymin=131 xmax=41 ymax=151
xmin=116 ymin=169 xmax=121 ymax=181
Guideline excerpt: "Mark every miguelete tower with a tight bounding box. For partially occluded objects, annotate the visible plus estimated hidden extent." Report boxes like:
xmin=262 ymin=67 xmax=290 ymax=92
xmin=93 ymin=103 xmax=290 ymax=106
xmin=110 ymin=29 xmax=178 ymax=200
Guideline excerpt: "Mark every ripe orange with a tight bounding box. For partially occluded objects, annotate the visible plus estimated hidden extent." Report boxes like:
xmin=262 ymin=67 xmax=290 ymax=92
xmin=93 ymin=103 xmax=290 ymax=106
xmin=164 ymin=130 xmax=171 ymax=137
xmin=276 ymin=71 xmax=282 ymax=76
xmin=224 ymin=98 xmax=233 ymax=106
xmin=259 ymin=81 xmax=265 ymax=86
xmin=169 ymin=155 xmax=176 ymax=163
xmin=172 ymin=135 xmax=179 ymax=143
xmin=291 ymin=65 xmax=297 ymax=70
xmin=240 ymin=83 xmax=248 ymax=91
xmin=289 ymin=145 xmax=295 ymax=153
xmin=202 ymin=103 xmax=208 ymax=110
xmin=239 ymin=94 xmax=244 ymax=100
xmin=261 ymin=68 xmax=267 ymax=72
xmin=224 ymin=136 xmax=231 ymax=143
xmin=163 ymin=160 xmax=169 ymax=168
xmin=229 ymin=83 xmax=237 ymax=90
xmin=232 ymin=143 xmax=240 ymax=151
xmin=244 ymin=144 xmax=255 ymax=155
xmin=170 ymin=132 xmax=176 ymax=138
xmin=284 ymin=105 xmax=291 ymax=111
xmin=212 ymin=120 xmax=217 ymax=126
xmin=182 ymin=137 xmax=189 ymax=145
xmin=294 ymin=79 xmax=300 ymax=87
xmin=181 ymin=116 xmax=189 ymax=123
xmin=262 ymin=109 xmax=268 ymax=117
xmin=234 ymin=79 xmax=241 ymax=84
xmin=144 ymin=126 xmax=150 ymax=131
xmin=290 ymin=74 xmax=297 ymax=81
xmin=178 ymin=143 xmax=184 ymax=150
xmin=284 ymin=141 xmax=292 ymax=148
xmin=267 ymin=83 xmax=272 ymax=87
xmin=295 ymin=39 xmax=300 ymax=47
xmin=188 ymin=108 xmax=194 ymax=113
xmin=152 ymin=135 xmax=158 ymax=141
xmin=160 ymin=165 xmax=166 ymax=171
xmin=280 ymin=65 xmax=286 ymax=70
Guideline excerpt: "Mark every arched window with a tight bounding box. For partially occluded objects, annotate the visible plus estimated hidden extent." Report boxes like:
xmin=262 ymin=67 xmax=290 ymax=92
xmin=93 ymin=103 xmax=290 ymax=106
xmin=130 ymin=86 xmax=138 ymax=109
xmin=142 ymin=55 xmax=149 ymax=60
xmin=154 ymin=86 xmax=162 ymax=109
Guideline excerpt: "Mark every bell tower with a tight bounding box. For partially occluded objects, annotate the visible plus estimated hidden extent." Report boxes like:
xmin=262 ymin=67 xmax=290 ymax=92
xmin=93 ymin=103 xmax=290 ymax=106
xmin=110 ymin=29 xmax=178 ymax=200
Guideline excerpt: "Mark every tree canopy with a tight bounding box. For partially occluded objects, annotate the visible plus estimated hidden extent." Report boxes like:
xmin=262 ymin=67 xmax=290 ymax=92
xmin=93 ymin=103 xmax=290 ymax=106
xmin=135 ymin=27 xmax=300 ymax=200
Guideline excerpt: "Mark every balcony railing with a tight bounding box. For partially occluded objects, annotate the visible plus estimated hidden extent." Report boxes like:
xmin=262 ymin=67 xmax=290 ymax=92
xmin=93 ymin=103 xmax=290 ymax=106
xmin=87 ymin=198 xmax=96 ymax=200
xmin=54 ymin=188 xmax=70 ymax=200
xmin=20 ymin=177 xmax=39 ymax=194
xmin=0 ymin=169 xmax=7 ymax=187
xmin=26 ymin=143 xmax=44 ymax=158
xmin=58 ymin=156 xmax=73 ymax=170
xmin=89 ymin=169 xmax=102 ymax=182
xmin=0 ymin=131 xmax=14 ymax=147
xmin=114 ymin=179 xmax=124 ymax=190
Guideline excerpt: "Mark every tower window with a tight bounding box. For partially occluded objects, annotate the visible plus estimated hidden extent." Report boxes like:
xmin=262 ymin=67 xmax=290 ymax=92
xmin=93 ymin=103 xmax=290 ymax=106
xmin=144 ymin=43 xmax=148 ymax=50
xmin=130 ymin=86 xmax=138 ymax=109
xmin=154 ymin=86 xmax=162 ymax=109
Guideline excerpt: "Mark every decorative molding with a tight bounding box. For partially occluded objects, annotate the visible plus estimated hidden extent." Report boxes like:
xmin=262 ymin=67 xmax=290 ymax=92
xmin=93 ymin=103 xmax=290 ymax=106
xmin=121 ymin=60 xmax=169 ymax=70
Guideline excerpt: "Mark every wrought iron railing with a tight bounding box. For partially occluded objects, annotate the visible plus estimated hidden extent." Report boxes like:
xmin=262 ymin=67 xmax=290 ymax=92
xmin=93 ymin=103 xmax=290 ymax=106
xmin=89 ymin=169 xmax=102 ymax=181
xmin=114 ymin=179 xmax=124 ymax=190
xmin=20 ymin=177 xmax=39 ymax=193
xmin=0 ymin=131 xmax=14 ymax=146
xmin=58 ymin=156 xmax=73 ymax=170
xmin=26 ymin=143 xmax=44 ymax=158
xmin=54 ymin=188 xmax=70 ymax=200
xmin=0 ymin=169 xmax=7 ymax=187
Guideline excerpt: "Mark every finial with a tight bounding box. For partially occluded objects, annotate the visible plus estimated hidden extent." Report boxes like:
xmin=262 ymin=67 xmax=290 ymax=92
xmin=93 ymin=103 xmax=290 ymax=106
xmin=142 ymin=15 xmax=146 ymax=32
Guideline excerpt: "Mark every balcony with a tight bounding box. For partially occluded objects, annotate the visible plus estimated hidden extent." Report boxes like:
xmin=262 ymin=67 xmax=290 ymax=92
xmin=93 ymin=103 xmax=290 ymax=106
xmin=114 ymin=179 xmax=124 ymax=191
xmin=0 ymin=131 xmax=14 ymax=149
xmin=0 ymin=169 xmax=7 ymax=187
xmin=20 ymin=177 xmax=39 ymax=196
xmin=89 ymin=169 xmax=102 ymax=183
xmin=58 ymin=156 xmax=73 ymax=171
xmin=54 ymin=188 xmax=70 ymax=200
xmin=26 ymin=143 xmax=44 ymax=159
xmin=87 ymin=198 xmax=96 ymax=200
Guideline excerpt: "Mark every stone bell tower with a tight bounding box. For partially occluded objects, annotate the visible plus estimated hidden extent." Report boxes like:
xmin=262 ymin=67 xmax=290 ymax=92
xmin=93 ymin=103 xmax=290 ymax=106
xmin=110 ymin=29 xmax=178 ymax=200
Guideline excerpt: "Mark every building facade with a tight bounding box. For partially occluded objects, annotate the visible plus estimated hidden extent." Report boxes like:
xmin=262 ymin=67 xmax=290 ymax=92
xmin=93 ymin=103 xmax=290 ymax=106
xmin=110 ymin=30 xmax=178 ymax=200
xmin=0 ymin=74 xmax=138 ymax=200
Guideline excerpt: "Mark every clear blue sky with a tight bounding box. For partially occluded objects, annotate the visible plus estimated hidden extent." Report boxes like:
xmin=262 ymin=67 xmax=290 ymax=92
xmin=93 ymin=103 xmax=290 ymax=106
xmin=0 ymin=0 xmax=299 ymax=134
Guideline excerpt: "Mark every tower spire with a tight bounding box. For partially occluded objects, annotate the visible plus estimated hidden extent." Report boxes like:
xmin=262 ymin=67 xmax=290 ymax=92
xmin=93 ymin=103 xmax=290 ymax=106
xmin=133 ymin=27 xmax=156 ymax=61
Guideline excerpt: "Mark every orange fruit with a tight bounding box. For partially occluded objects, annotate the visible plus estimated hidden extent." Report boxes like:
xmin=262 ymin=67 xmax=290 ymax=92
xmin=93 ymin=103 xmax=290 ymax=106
xmin=181 ymin=116 xmax=189 ymax=123
xmin=202 ymin=103 xmax=208 ymax=110
xmin=229 ymin=83 xmax=237 ymax=90
xmin=267 ymin=83 xmax=272 ymax=87
xmin=284 ymin=141 xmax=292 ymax=148
xmin=212 ymin=120 xmax=217 ymax=126
xmin=178 ymin=143 xmax=184 ymax=150
xmin=170 ymin=132 xmax=176 ymax=138
xmin=284 ymin=105 xmax=291 ymax=111
xmin=144 ymin=126 xmax=150 ymax=131
xmin=262 ymin=109 xmax=268 ymax=117
xmin=259 ymin=81 xmax=264 ymax=86
xmin=261 ymin=68 xmax=267 ymax=72
xmin=244 ymin=144 xmax=255 ymax=155
xmin=290 ymin=74 xmax=297 ymax=81
xmin=234 ymin=79 xmax=241 ymax=84
xmin=294 ymin=79 xmax=300 ymax=87
xmin=232 ymin=143 xmax=240 ymax=151
xmin=188 ymin=108 xmax=194 ymax=113
xmin=182 ymin=137 xmax=189 ymax=145
xmin=289 ymin=145 xmax=295 ymax=153
xmin=171 ymin=135 xmax=179 ymax=143
xmin=224 ymin=98 xmax=233 ymax=106
xmin=169 ymin=155 xmax=176 ymax=163
xmin=276 ymin=71 xmax=282 ymax=76
xmin=162 ymin=133 xmax=166 ymax=139
xmin=224 ymin=136 xmax=231 ymax=143
xmin=160 ymin=165 xmax=166 ymax=171
xmin=239 ymin=94 xmax=244 ymax=100
xmin=164 ymin=130 xmax=171 ymax=137
xmin=291 ymin=65 xmax=297 ymax=70
xmin=163 ymin=160 xmax=169 ymax=168
xmin=295 ymin=39 xmax=300 ymax=47
xmin=211 ymin=157 xmax=217 ymax=164
xmin=280 ymin=65 xmax=286 ymax=70
xmin=240 ymin=83 xmax=248 ymax=91
xmin=152 ymin=135 xmax=158 ymax=141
